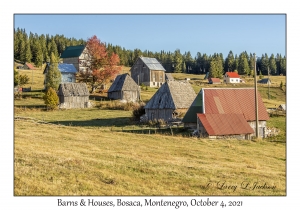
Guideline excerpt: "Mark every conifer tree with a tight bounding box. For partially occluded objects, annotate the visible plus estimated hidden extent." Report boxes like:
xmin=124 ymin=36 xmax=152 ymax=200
xmin=43 ymin=87 xmax=59 ymax=110
xmin=173 ymin=49 xmax=183 ymax=73
xmin=45 ymin=53 xmax=61 ymax=90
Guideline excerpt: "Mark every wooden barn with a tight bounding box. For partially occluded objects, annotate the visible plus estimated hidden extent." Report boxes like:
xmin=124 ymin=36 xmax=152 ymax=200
xmin=130 ymin=56 xmax=166 ymax=87
xmin=144 ymin=80 xmax=196 ymax=122
xmin=57 ymin=83 xmax=91 ymax=109
xmin=60 ymin=45 xmax=91 ymax=73
xmin=107 ymin=74 xmax=140 ymax=102
xmin=186 ymin=88 xmax=270 ymax=139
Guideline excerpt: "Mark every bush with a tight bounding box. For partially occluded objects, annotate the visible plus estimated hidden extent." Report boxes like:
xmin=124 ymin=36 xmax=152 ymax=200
xmin=131 ymin=103 xmax=145 ymax=120
xmin=43 ymin=87 xmax=59 ymax=110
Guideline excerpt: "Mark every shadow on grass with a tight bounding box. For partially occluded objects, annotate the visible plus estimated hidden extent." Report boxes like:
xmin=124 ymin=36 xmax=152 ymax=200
xmin=14 ymin=105 xmax=47 ymax=109
xmin=48 ymin=117 xmax=133 ymax=127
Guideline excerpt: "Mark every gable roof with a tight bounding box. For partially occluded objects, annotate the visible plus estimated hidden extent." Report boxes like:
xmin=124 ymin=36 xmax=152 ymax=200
xmin=108 ymin=74 xmax=139 ymax=92
xmin=165 ymin=73 xmax=174 ymax=81
xmin=209 ymin=78 xmax=221 ymax=83
xmin=258 ymin=78 xmax=271 ymax=84
xmin=278 ymin=104 xmax=286 ymax=111
xmin=58 ymin=83 xmax=89 ymax=97
xmin=43 ymin=63 xmax=77 ymax=74
xmin=182 ymin=93 xmax=203 ymax=123
xmin=139 ymin=56 xmax=166 ymax=71
xmin=58 ymin=63 xmax=77 ymax=73
xmin=145 ymin=80 xmax=196 ymax=109
xmin=202 ymin=88 xmax=269 ymax=121
xmin=60 ymin=45 xmax=85 ymax=58
xmin=197 ymin=113 xmax=254 ymax=135
xmin=24 ymin=62 xmax=35 ymax=70
xmin=225 ymin=72 xmax=240 ymax=78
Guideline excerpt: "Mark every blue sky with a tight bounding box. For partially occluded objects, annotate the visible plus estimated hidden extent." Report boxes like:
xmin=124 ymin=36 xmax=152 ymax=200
xmin=14 ymin=14 xmax=286 ymax=58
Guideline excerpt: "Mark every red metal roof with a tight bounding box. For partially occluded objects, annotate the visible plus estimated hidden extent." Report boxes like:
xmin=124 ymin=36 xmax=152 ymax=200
xmin=197 ymin=113 xmax=254 ymax=135
xmin=225 ymin=72 xmax=240 ymax=78
xmin=203 ymin=88 xmax=269 ymax=121
xmin=25 ymin=62 xmax=35 ymax=70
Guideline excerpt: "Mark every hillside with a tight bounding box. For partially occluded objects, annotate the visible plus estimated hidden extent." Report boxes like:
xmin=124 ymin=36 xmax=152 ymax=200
xmin=14 ymin=70 xmax=286 ymax=196
xmin=15 ymin=119 xmax=285 ymax=196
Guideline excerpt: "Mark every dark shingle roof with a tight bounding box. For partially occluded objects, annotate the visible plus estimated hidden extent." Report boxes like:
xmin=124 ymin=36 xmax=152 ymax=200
xmin=108 ymin=74 xmax=139 ymax=92
xmin=60 ymin=45 xmax=85 ymax=58
xmin=145 ymin=80 xmax=196 ymax=109
xmin=165 ymin=73 xmax=174 ymax=81
xmin=258 ymin=78 xmax=271 ymax=84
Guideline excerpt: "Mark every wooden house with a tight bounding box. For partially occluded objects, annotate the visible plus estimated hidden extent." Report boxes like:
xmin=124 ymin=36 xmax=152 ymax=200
xmin=223 ymin=72 xmax=240 ymax=83
xmin=43 ymin=63 xmax=77 ymax=89
xmin=144 ymin=80 xmax=196 ymax=122
xmin=130 ymin=56 xmax=166 ymax=87
xmin=186 ymin=88 xmax=269 ymax=139
xmin=60 ymin=45 xmax=91 ymax=73
xmin=107 ymin=74 xmax=140 ymax=102
xmin=57 ymin=83 xmax=91 ymax=109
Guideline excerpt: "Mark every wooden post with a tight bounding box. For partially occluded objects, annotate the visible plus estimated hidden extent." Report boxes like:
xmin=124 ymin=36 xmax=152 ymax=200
xmin=170 ymin=126 xmax=173 ymax=136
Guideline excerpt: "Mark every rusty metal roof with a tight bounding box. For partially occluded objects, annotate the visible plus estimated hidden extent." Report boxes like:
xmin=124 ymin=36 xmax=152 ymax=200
xmin=197 ymin=113 xmax=254 ymax=135
xmin=203 ymin=88 xmax=269 ymax=121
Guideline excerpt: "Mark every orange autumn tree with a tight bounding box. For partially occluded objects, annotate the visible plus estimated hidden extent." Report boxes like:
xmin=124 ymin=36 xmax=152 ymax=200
xmin=86 ymin=35 xmax=122 ymax=93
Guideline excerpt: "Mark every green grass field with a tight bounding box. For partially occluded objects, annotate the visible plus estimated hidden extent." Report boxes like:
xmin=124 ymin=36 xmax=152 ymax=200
xmin=14 ymin=69 xmax=286 ymax=196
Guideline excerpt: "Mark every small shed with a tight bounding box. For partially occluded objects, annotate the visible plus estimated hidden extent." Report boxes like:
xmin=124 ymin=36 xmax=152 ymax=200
xmin=22 ymin=62 xmax=35 ymax=70
xmin=277 ymin=104 xmax=286 ymax=111
xmin=108 ymin=74 xmax=140 ymax=102
xmin=258 ymin=78 xmax=272 ymax=85
xmin=208 ymin=78 xmax=221 ymax=84
xmin=144 ymin=80 xmax=196 ymax=122
xmin=57 ymin=83 xmax=91 ymax=109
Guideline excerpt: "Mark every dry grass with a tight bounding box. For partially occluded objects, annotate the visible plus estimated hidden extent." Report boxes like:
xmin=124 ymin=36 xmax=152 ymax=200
xmin=15 ymin=64 xmax=46 ymax=90
xmin=14 ymin=120 xmax=285 ymax=196
xmin=14 ymin=70 xmax=286 ymax=196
